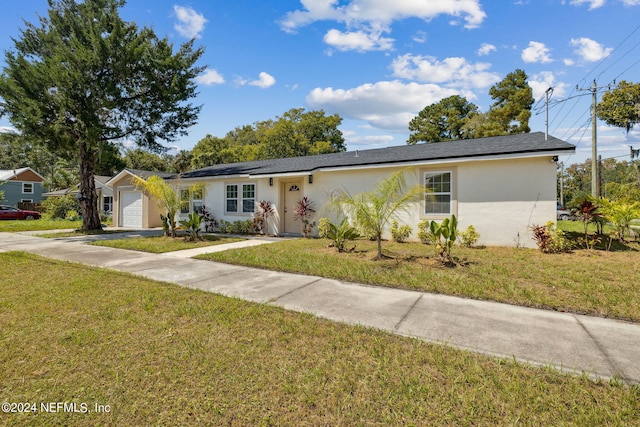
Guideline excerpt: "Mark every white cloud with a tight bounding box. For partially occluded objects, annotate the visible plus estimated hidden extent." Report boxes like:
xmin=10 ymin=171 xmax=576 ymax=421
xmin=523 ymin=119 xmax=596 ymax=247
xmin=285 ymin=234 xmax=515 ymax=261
xmin=412 ymin=31 xmax=427 ymax=44
xmin=569 ymin=0 xmax=606 ymax=9
xmin=521 ymin=41 xmax=553 ymax=63
xmin=280 ymin=0 xmax=486 ymax=51
xmin=390 ymin=54 xmax=500 ymax=89
xmin=306 ymin=80 xmax=464 ymax=131
xmin=0 ymin=126 xmax=19 ymax=134
xmin=477 ymin=43 xmax=496 ymax=56
xmin=570 ymin=37 xmax=613 ymax=62
xmin=563 ymin=58 xmax=575 ymax=66
xmin=345 ymin=134 xmax=395 ymax=148
xmin=173 ymin=5 xmax=207 ymax=39
xmin=528 ymin=71 xmax=569 ymax=100
xmin=242 ymin=71 xmax=276 ymax=89
xmin=323 ymin=28 xmax=394 ymax=52
xmin=195 ymin=69 xmax=225 ymax=85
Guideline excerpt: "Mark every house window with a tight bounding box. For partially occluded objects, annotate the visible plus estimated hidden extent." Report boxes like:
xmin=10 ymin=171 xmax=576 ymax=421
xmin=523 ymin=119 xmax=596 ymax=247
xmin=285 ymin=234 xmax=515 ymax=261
xmin=225 ymin=183 xmax=255 ymax=214
xmin=192 ymin=188 xmax=203 ymax=214
xmin=180 ymin=189 xmax=190 ymax=214
xmin=226 ymin=185 xmax=238 ymax=213
xmin=180 ymin=189 xmax=204 ymax=214
xmin=22 ymin=183 xmax=34 ymax=194
xmin=424 ymin=171 xmax=452 ymax=215
xmin=103 ymin=196 xmax=113 ymax=213
xmin=21 ymin=199 xmax=33 ymax=203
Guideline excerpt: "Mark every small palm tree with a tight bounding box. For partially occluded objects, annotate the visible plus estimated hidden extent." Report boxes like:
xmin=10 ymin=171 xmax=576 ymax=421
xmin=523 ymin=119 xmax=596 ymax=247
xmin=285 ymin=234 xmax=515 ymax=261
xmin=331 ymin=170 xmax=423 ymax=259
xmin=132 ymin=175 xmax=181 ymax=237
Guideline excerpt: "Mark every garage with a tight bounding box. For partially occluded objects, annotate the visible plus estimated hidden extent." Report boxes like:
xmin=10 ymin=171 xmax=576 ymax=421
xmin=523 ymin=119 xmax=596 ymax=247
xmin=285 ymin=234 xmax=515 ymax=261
xmin=120 ymin=191 xmax=143 ymax=228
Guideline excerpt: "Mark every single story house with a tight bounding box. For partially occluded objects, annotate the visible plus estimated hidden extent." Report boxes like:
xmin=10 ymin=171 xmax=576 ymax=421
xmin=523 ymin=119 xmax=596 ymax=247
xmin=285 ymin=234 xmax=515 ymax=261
xmin=109 ymin=132 xmax=575 ymax=247
xmin=106 ymin=169 xmax=176 ymax=228
xmin=43 ymin=175 xmax=115 ymax=214
xmin=0 ymin=167 xmax=47 ymax=206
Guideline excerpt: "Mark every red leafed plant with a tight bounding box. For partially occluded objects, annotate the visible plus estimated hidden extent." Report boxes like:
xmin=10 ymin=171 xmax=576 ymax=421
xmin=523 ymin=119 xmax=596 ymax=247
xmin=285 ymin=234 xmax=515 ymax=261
xmin=293 ymin=197 xmax=316 ymax=237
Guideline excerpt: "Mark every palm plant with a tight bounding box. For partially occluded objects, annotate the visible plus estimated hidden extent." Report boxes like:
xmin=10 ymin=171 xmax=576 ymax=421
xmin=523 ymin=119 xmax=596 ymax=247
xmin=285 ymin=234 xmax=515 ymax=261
xmin=132 ymin=175 xmax=181 ymax=237
xmin=331 ymin=170 xmax=423 ymax=260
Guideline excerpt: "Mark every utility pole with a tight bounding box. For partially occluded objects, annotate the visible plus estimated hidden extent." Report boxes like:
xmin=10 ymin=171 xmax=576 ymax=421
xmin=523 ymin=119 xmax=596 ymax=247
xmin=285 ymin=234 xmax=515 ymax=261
xmin=559 ymin=161 xmax=564 ymax=208
xmin=545 ymin=87 xmax=553 ymax=141
xmin=579 ymin=80 xmax=605 ymax=198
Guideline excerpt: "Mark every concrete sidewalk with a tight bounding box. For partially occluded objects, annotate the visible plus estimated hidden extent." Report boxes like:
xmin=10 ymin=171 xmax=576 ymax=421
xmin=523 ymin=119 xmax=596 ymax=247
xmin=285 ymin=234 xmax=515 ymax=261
xmin=1 ymin=231 xmax=638 ymax=384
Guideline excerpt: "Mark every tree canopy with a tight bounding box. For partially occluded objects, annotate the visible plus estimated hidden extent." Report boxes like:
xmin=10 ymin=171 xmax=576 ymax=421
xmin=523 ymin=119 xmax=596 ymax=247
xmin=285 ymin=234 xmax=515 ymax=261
xmin=407 ymin=69 xmax=534 ymax=144
xmin=596 ymin=80 xmax=640 ymax=132
xmin=190 ymin=108 xmax=345 ymax=169
xmin=0 ymin=0 xmax=203 ymax=230
xmin=407 ymin=95 xmax=479 ymax=143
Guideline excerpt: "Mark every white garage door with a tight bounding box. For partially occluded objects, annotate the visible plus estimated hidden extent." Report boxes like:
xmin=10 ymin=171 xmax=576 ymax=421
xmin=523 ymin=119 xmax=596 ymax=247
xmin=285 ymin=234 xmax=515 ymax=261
xmin=120 ymin=191 xmax=143 ymax=228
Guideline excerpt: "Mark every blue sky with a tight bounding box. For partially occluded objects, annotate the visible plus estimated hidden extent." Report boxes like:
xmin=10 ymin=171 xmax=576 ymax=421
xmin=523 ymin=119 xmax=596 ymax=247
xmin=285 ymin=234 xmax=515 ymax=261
xmin=1 ymin=0 xmax=640 ymax=166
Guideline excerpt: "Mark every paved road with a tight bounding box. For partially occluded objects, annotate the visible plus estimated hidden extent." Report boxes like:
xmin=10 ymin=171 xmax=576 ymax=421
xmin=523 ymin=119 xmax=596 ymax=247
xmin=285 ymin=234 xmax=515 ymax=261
xmin=1 ymin=231 xmax=638 ymax=384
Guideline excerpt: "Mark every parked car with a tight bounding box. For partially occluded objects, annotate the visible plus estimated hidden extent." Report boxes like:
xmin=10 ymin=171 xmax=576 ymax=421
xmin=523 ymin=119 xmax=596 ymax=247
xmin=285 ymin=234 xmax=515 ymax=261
xmin=557 ymin=203 xmax=573 ymax=221
xmin=0 ymin=205 xmax=42 ymax=220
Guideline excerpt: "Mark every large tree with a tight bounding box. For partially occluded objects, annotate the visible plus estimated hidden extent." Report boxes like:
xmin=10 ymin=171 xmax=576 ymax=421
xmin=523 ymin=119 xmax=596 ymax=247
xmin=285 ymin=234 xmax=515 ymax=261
xmin=407 ymin=95 xmax=479 ymax=144
xmin=407 ymin=69 xmax=533 ymax=144
xmin=596 ymin=80 xmax=640 ymax=132
xmin=0 ymin=0 xmax=203 ymax=230
xmin=484 ymin=68 xmax=534 ymax=136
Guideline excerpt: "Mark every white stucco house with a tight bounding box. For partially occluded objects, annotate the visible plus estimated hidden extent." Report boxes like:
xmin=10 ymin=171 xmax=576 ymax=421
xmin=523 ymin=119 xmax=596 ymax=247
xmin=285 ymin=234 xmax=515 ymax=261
xmin=108 ymin=132 xmax=575 ymax=248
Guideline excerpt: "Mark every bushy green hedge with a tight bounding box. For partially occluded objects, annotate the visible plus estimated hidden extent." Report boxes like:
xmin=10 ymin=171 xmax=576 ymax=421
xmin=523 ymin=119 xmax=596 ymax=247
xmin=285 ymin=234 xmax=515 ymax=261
xmin=41 ymin=194 xmax=80 ymax=220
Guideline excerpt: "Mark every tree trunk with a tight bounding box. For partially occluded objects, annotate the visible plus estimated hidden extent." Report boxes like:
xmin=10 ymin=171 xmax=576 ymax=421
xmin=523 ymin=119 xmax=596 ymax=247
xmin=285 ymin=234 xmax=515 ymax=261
xmin=78 ymin=141 xmax=102 ymax=231
xmin=376 ymin=235 xmax=383 ymax=260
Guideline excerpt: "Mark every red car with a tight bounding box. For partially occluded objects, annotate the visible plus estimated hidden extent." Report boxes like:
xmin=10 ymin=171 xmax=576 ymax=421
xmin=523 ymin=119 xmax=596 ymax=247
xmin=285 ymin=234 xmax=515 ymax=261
xmin=0 ymin=205 xmax=42 ymax=220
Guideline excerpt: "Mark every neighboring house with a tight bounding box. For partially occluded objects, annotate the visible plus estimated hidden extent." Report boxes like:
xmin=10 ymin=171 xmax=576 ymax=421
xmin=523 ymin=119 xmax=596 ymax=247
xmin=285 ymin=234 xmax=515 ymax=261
xmin=109 ymin=133 xmax=575 ymax=247
xmin=0 ymin=167 xmax=47 ymax=206
xmin=42 ymin=175 xmax=115 ymax=214
xmin=106 ymin=169 xmax=175 ymax=228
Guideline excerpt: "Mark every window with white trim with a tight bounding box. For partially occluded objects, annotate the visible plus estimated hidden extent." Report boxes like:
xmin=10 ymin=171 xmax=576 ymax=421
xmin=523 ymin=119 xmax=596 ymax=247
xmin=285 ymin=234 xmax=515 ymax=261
xmin=225 ymin=183 xmax=255 ymax=214
xmin=180 ymin=188 xmax=204 ymax=214
xmin=103 ymin=196 xmax=113 ymax=213
xmin=22 ymin=183 xmax=34 ymax=194
xmin=424 ymin=171 xmax=452 ymax=215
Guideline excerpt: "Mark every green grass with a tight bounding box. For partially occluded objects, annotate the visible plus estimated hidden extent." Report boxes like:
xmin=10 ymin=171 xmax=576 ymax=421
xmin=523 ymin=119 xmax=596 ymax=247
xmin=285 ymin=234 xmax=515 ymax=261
xmin=1 ymin=252 xmax=638 ymax=426
xmin=198 ymin=237 xmax=640 ymax=322
xmin=88 ymin=234 xmax=244 ymax=253
xmin=0 ymin=219 xmax=82 ymax=232
xmin=37 ymin=229 xmax=135 ymax=238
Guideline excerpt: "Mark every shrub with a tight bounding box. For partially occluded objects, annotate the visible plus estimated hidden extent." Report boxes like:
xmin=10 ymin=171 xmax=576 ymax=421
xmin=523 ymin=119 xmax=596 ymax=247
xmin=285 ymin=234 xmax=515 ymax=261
xmin=201 ymin=205 xmax=218 ymax=233
xmin=531 ymin=222 xmax=570 ymax=253
xmin=179 ymin=212 xmax=204 ymax=241
xmin=293 ymin=197 xmax=315 ymax=237
xmin=253 ymin=200 xmax=274 ymax=235
xmin=417 ymin=219 xmax=433 ymax=244
xmin=65 ymin=210 xmax=80 ymax=221
xmin=390 ymin=220 xmax=412 ymax=243
xmin=428 ymin=215 xmax=458 ymax=264
xmin=218 ymin=219 xmax=255 ymax=235
xmin=318 ymin=217 xmax=331 ymax=239
xmin=459 ymin=225 xmax=480 ymax=248
xmin=326 ymin=218 xmax=360 ymax=252
xmin=41 ymin=194 xmax=80 ymax=220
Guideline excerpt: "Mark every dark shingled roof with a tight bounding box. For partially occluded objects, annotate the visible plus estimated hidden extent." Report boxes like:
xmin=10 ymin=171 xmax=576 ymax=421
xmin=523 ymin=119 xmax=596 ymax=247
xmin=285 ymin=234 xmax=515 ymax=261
xmin=179 ymin=132 xmax=575 ymax=179
xmin=125 ymin=168 xmax=177 ymax=180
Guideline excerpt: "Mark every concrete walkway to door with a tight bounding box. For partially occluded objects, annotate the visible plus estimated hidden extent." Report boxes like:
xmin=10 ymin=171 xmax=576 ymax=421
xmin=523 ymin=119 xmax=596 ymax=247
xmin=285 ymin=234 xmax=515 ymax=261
xmin=1 ymin=230 xmax=639 ymax=385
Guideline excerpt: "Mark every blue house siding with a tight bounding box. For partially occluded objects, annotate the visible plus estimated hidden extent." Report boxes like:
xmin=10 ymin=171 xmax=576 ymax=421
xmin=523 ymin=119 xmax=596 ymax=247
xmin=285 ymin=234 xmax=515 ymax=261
xmin=1 ymin=181 xmax=46 ymax=206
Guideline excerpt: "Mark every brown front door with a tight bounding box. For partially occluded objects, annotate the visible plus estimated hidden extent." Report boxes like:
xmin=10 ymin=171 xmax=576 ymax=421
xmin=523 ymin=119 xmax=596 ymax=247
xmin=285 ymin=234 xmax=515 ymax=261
xmin=283 ymin=180 xmax=302 ymax=234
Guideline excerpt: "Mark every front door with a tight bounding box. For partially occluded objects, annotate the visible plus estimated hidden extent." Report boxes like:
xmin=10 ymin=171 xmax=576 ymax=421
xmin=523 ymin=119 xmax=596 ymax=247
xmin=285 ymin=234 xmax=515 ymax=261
xmin=283 ymin=180 xmax=302 ymax=234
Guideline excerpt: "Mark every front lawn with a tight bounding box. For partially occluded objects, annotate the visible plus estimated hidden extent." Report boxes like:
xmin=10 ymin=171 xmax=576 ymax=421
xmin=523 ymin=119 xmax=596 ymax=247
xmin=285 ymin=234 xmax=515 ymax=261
xmin=89 ymin=234 xmax=244 ymax=253
xmin=0 ymin=219 xmax=83 ymax=232
xmin=198 ymin=237 xmax=640 ymax=322
xmin=1 ymin=252 xmax=638 ymax=426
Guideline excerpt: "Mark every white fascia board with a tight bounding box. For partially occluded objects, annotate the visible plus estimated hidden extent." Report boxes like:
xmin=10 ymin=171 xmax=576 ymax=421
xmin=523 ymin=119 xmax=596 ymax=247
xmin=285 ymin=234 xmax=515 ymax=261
xmin=176 ymin=174 xmax=251 ymax=182
xmin=250 ymin=171 xmax=311 ymax=179
xmin=314 ymin=150 xmax=575 ymax=173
